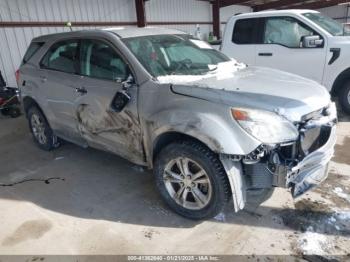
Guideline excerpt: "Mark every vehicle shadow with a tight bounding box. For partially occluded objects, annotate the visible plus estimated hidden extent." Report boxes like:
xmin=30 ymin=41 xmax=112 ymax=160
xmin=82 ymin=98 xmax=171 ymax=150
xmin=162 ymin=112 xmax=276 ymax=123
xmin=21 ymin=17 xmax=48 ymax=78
xmin=0 ymin=115 xmax=348 ymax=237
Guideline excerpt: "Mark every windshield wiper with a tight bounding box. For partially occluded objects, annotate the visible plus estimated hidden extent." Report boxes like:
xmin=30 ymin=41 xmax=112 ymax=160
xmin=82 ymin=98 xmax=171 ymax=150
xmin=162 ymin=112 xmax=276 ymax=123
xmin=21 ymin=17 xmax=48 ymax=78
xmin=208 ymin=66 xmax=218 ymax=72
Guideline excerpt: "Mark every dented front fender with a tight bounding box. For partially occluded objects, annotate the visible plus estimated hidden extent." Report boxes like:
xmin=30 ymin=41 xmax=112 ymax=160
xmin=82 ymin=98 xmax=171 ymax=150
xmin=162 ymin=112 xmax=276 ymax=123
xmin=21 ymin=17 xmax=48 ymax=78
xmin=139 ymin=81 xmax=262 ymax=167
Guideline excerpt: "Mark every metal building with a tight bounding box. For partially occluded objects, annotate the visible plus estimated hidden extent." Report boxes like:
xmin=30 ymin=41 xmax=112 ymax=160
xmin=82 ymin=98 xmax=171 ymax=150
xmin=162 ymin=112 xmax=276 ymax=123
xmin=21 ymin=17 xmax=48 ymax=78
xmin=0 ymin=0 xmax=349 ymax=86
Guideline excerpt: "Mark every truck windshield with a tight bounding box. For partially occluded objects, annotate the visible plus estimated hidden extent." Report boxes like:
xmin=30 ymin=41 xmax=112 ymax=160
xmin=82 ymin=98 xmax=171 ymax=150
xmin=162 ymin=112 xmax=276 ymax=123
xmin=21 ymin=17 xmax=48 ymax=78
xmin=303 ymin=12 xmax=350 ymax=36
xmin=122 ymin=34 xmax=230 ymax=77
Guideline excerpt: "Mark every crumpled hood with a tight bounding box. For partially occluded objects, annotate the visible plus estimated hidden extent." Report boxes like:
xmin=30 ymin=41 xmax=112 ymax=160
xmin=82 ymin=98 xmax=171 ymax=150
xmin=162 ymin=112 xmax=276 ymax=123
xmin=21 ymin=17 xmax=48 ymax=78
xmin=159 ymin=65 xmax=330 ymax=122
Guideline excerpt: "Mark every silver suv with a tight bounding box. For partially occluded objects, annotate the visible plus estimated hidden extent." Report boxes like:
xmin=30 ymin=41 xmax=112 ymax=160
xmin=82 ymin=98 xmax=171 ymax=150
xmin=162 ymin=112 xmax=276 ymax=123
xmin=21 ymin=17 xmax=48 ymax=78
xmin=18 ymin=27 xmax=337 ymax=219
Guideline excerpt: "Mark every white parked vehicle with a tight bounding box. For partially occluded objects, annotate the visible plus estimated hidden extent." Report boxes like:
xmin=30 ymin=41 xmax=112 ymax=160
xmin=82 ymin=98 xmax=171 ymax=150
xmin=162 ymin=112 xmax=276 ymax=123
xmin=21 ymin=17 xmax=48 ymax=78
xmin=221 ymin=10 xmax=350 ymax=113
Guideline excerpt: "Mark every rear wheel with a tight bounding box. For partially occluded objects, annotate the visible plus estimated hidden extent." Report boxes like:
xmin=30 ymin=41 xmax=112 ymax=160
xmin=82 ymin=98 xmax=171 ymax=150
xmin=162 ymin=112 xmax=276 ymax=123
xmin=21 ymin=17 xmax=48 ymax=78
xmin=339 ymin=81 xmax=350 ymax=114
xmin=154 ymin=140 xmax=231 ymax=220
xmin=28 ymin=106 xmax=59 ymax=151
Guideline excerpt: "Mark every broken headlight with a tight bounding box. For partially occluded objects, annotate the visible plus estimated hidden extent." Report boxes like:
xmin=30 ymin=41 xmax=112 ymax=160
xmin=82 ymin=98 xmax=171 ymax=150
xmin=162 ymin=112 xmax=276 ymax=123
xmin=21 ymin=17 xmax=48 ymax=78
xmin=231 ymin=108 xmax=299 ymax=144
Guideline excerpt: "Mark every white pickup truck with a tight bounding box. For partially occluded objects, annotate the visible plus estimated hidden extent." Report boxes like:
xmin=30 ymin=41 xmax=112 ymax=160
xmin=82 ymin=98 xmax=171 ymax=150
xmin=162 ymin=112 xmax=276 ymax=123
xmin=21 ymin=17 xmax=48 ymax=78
xmin=221 ymin=10 xmax=350 ymax=113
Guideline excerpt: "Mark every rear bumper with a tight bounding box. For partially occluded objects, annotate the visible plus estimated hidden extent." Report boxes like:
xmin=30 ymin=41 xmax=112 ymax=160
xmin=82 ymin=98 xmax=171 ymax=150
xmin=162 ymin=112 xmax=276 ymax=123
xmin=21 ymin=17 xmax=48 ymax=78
xmin=288 ymin=125 xmax=336 ymax=197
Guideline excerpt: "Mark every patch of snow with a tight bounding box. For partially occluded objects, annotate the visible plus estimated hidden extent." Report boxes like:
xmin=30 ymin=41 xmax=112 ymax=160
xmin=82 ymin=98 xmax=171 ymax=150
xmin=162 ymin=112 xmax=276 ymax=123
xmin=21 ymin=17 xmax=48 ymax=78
xmin=335 ymin=211 xmax=350 ymax=221
xmin=328 ymin=216 xmax=336 ymax=223
xmin=333 ymin=187 xmax=350 ymax=202
xmin=325 ymin=211 xmax=350 ymax=233
xmin=55 ymin=156 xmax=64 ymax=161
xmin=157 ymin=60 xmax=246 ymax=84
xmin=334 ymin=187 xmax=343 ymax=194
xmin=297 ymin=228 xmax=330 ymax=255
xmin=158 ymin=74 xmax=210 ymax=84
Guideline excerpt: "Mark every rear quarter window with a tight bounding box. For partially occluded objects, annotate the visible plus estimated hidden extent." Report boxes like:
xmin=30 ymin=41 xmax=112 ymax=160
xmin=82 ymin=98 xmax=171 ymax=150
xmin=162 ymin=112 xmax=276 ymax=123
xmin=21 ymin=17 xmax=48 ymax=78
xmin=22 ymin=42 xmax=44 ymax=65
xmin=40 ymin=40 xmax=79 ymax=74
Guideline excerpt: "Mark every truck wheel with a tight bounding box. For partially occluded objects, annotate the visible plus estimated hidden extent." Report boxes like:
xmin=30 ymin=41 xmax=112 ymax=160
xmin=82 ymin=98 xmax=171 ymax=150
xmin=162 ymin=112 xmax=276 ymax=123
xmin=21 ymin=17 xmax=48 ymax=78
xmin=28 ymin=106 xmax=60 ymax=151
xmin=339 ymin=81 xmax=350 ymax=114
xmin=154 ymin=140 xmax=231 ymax=220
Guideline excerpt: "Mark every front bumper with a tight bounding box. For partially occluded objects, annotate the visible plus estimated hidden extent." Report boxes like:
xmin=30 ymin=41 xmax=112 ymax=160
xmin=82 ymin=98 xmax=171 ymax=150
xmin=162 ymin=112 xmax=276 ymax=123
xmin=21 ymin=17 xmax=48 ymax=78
xmin=221 ymin=103 xmax=337 ymax=212
xmin=273 ymin=102 xmax=338 ymax=197
xmin=288 ymin=125 xmax=336 ymax=197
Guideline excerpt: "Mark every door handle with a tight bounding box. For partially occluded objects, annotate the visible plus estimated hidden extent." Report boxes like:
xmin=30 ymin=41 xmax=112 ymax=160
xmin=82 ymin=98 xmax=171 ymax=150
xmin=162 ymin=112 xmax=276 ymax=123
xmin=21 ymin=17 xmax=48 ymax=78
xmin=39 ymin=76 xmax=47 ymax=83
xmin=258 ymin=53 xmax=273 ymax=57
xmin=75 ymin=87 xmax=87 ymax=95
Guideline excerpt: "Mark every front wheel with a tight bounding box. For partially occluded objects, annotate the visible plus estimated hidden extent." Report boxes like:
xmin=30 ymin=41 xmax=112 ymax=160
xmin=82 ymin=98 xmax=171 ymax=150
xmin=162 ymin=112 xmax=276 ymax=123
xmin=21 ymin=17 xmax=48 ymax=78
xmin=154 ymin=140 xmax=231 ymax=220
xmin=339 ymin=81 xmax=350 ymax=114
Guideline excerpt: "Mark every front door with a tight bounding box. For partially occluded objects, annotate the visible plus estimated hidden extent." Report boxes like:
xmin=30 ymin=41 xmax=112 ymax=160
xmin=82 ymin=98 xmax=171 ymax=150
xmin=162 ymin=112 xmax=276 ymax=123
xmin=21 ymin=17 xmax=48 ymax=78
xmin=255 ymin=16 xmax=327 ymax=83
xmin=75 ymin=39 xmax=144 ymax=164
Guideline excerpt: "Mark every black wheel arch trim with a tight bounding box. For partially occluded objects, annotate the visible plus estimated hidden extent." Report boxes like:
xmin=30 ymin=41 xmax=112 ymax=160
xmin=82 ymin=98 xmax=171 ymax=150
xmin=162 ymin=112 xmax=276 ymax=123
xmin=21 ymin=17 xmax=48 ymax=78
xmin=329 ymin=48 xmax=341 ymax=65
xmin=331 ymin=67 xmax=350 ymax=96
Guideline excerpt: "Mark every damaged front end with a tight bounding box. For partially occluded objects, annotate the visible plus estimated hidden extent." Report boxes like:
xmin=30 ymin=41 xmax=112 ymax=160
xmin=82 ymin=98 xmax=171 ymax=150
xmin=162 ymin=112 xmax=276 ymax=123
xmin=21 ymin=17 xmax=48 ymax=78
xmin=222 ymin=103 xmax=337 ymax=211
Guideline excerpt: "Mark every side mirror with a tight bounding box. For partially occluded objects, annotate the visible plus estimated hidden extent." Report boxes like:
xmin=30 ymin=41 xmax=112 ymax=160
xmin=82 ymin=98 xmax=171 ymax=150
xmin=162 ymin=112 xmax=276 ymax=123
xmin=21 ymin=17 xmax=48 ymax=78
xmin=111 ymin=74 xmax=134 ymax=112
xmin=111 ymin=90 xmax=130 ymax=112
xmin=301 ymin=35 xmax=324 ymax=48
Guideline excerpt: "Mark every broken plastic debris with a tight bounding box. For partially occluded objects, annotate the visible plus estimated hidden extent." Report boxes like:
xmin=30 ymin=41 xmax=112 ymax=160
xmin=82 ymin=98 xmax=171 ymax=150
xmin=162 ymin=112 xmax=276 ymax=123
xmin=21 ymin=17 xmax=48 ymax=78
xmin=214 ymin=212 xmax=226 ymax=222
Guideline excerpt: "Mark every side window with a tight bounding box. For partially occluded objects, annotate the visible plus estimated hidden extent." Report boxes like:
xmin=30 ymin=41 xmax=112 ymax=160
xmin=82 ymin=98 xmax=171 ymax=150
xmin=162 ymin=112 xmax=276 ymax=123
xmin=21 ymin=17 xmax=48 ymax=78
xmin=22 ymin=42 xmax=44 ymax=65
xmin=80 ymin=39 xmax=129 ymax=81
xmin=263 ymin=17 xmax=315 ymax=48
xmin=232 ymin=18 xmax=258 ymax=44
xmin=41 ymin=40 xmax=78 ymax=73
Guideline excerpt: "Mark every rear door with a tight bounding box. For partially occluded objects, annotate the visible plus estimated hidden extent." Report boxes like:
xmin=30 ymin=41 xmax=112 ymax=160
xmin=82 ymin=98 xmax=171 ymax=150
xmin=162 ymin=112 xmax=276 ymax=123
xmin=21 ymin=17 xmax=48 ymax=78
xmin=255 ymin=16 xmax=327 ymax=83
xmin=75 ymin=39 xmax=144 ymax=164
xmin=39 ymin=39 xmax=86 ymax=145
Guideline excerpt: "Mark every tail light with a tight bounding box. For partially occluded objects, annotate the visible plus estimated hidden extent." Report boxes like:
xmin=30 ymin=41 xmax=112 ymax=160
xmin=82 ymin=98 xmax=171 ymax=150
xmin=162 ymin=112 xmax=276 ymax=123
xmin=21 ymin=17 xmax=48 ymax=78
xmin=15 ymin=69 xmax=20 ymax=85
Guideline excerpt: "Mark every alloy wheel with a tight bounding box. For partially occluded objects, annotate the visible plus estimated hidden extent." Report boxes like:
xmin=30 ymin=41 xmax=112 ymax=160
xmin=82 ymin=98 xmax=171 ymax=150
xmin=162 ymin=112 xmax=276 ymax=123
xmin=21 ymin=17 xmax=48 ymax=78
xmin=31 ymin=113 xmax=47 ymax=145
xmin=163 ymin=157 xmax=212 ymax=210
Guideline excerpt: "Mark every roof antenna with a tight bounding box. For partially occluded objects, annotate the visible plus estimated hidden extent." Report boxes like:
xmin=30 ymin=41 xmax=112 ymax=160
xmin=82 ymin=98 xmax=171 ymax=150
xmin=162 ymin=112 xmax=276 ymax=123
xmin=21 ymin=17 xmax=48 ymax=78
xmin=65 ymin=21 xmax=73 ymax=32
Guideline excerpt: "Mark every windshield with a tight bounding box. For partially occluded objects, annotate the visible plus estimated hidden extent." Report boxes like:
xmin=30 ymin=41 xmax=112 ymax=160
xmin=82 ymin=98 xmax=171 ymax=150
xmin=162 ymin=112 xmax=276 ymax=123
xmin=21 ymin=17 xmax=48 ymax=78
xmin=303 ymin=12 xmax=350 ymax=36
xmin=122 ymin=34 xmax=230 ymax=77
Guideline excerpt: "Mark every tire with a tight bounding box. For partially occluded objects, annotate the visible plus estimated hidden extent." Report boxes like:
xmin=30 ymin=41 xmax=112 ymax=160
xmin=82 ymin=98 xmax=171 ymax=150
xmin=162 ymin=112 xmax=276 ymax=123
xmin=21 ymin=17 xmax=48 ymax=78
xmin=154 ymin=140 xmax=231 ymax=220
xmin=9 ymin=107 xmax=21 ymax=118
xmin=339 ymin=81 xmax=350 ymax=114
xmin=27 ymin=106 xmax=59 ymax=151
